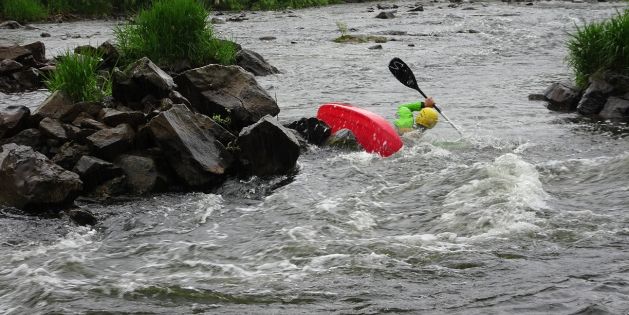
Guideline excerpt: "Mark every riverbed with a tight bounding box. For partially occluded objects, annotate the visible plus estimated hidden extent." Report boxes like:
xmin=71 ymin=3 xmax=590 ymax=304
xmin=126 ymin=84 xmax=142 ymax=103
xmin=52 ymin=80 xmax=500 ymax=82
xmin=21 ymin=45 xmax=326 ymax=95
xmin=1 ymin=1 xmax=629 ymax=313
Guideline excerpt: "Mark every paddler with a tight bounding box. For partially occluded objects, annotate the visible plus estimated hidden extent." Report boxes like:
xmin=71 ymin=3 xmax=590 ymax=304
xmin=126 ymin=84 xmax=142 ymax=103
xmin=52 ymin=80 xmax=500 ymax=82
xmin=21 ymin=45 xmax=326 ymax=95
xmin=393 ymin=97 xmax=439 ymax=134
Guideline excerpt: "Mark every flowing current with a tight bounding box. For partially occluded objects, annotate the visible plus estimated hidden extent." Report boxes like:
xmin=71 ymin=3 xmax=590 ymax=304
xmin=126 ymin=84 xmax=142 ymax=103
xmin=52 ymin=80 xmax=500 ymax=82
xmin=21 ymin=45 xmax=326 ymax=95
xmin=1 ymin=1 xmax=629 ymax=314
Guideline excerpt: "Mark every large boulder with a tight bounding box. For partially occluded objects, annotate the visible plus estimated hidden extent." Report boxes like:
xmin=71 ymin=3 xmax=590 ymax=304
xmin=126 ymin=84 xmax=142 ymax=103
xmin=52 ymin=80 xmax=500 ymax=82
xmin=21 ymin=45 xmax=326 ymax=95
xmin=148 ymin=105 xmax=233 ymax=187
xmin=285 ymin=117 xmax=331 ymax=145
xmin=39 ymin=117 xmax=68 ymax=141
xmin=112 ymin=57 xmax=176 ymax=105
xmin=175 ymin=64 xmax=280 ymax=130
xmin=235 ymin=115 xmax=300 ymax=177
xmin=73 ymin=155 xmax=124 ymax=191
xmin=235 ymin=49 xmax=280 ymax=76
xmin=0 ymin=143 xmax=82 ymax=210
xmin=599 ymin=97 xmax=629 ymax=120
xmin=31 ymin=90 xmax=76 ymax=123
xmin=52 ymin=142 xmax=90 ymax=170
xmin=114 ymin=154 xmax=167 ymax=194
xmin=576 ymin=77 xmax=615 ymax=116
xmin=544 ymin=82 xmax=581 ymax=111
xmin=0 ymin=105 xmax=30 ymax=138
xmin=86 ymin=124 xmax=135 ymax=159
xmin=0 ymin=128 xmax=42 ymax=149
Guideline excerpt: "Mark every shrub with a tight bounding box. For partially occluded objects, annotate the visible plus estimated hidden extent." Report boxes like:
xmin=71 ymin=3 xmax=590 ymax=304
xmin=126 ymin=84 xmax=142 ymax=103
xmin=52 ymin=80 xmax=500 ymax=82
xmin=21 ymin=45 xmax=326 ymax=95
xmin=114 ymin=0 xmax=237 ymax=68
xmin=45 ymin=52 xmax=110 ymax=102
xmin=1 ymin=0 xmax=47 ymax=22
xmin=567 ymin=10 xmax=629 ymax=88
xmin=44 ymin=0 xmax=112 ymax=16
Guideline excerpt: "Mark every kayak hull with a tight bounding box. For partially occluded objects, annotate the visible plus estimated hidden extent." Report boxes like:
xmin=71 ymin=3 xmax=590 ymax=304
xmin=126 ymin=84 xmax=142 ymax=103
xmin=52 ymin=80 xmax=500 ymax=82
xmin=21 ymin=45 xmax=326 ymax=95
xmin=317 ymin=103 xmax=403 ymax=157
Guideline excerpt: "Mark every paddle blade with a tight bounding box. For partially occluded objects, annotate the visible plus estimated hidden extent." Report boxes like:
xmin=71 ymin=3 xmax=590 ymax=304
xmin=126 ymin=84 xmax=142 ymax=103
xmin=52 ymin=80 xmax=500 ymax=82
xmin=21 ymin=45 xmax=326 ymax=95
xmin=388 ymin=57 xmax=425 ymax=97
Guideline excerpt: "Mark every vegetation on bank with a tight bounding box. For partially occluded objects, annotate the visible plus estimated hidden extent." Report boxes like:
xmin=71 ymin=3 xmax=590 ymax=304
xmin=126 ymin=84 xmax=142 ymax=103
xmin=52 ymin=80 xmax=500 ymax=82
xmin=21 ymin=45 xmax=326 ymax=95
xmin=115 ymin=0 xmax=237 ymax=67
xmin=45 ymin=51 xmax=110 ymax=102
xmin=567 ymin=9 xmax=629 ymax=88
xmin=0 ymin=0 xmax=341 ymax=21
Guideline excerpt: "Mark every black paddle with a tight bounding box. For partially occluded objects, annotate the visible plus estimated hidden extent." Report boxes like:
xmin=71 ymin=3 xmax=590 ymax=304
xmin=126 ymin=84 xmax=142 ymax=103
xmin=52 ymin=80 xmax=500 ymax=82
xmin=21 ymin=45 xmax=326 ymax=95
xmin=388 ymin=57 xmax=465 ymax=137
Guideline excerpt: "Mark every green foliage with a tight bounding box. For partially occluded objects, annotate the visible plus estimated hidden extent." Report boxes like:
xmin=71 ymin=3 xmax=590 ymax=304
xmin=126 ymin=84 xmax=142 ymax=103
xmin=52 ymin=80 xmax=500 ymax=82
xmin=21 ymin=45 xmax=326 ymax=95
xmin=336 ymin=21 xmax=348 ymax=37
xmin=1 ymin=0 xmax=47 ymax=22
xmin=567 ymin=10 xmax=629 ymax=88
xmin=211 ymin=114 xmax=232 ymax=129
xmin=45 ymin=51 xmax=110 ymax=103
xmin=44 ymin=0 xmax=112 ymax=16
xmin=114 ymin=0 xmax=237 ymax=68
xmin=213 ymin=0 xmax=340 ymax=10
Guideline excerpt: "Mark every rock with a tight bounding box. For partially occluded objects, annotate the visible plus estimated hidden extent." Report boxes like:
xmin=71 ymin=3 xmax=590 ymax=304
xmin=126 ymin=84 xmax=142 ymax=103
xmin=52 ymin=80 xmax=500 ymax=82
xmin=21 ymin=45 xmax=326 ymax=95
xmin=62 ymin=124 xmax=83 ymax=141
xmin=73 ymin=155 xmax=124 ymax=190
xmin=259 ymin=36 xmax=277 ymax=41
xmin=285 ymin=117 xmax=331 ymax=145
xmin=99 ymin=108 xmax=145 ymax=127
xmin=52 ymin=142 xmax=90 ymax=170
xmin=599 ymin=97 xmax=629 ymax=120
xmin=544 ymin=82 xmax=581 ymax=111
xmin=41 ymin=32 xmax=51 ymax=38
xmin=576 ymin=77 xmax=615 ymax=116
xmin=12 ymin=68 xmax=41 ymax=90
xmin=409 ymin=5 xmax=424 ymax=11
xmin=168 ymin=90 xmax=191 ymax=107
xmin=235 ymin=49 xmax=280 ymax=76
xmin=192 ymin=112 xmax=237 ymax=147
xmin=0 ymin=128 xmax=42 ymax=149
xmin=86 ymin=124 xmax=135 ymax=159
xmin=0 ymin=105 xmax=30 ymax=139
xmin=31 ymin=91 xmax=76 ymax=123
xmin=211 ymin=17 xmax=226 ymax=24
xmin=368 ymin=44 xmax=383 ymax=50
xmin=0 ymin=143 xmax=82 ymax=211
xmin=39 ymin=117 xmax=68 ymax=141
xmin=148 ymin=105 xmax=233 ymax=187
xmin=0 ymin=59 xmax=23 ymax=74
xmin=376 ymin=11 xmax=396 ymax=19
xmin=87 ymin=176 xmax=126 ymax=200
xmin=0 ymin=45 xmax=31 ymax=61
xmin=112 ymin=57 xmax=176 ymax=104
xmin=377 ymin=3 xmax=398 ymax=9
xmin=22 ymin=42 xmax=46 ymax=64
xmin=74 ymin=45 xmax=98 ymax=56
xmin=114 ymin=154 xmax=166 ymax=194
xmin=97 ymin=41 xmax=120 ymax=69
xmin=326 ymin=128 xmax=361 ymax=150
xmin=66 ymin=208 xmax=97 ymax=226
xmin=175 ymin=64 xmax=280 ymax=130
xmin=235 ymin=115 xmax=300 ymax=177
xmin=0 ymin=21 xmax=23 ymax=29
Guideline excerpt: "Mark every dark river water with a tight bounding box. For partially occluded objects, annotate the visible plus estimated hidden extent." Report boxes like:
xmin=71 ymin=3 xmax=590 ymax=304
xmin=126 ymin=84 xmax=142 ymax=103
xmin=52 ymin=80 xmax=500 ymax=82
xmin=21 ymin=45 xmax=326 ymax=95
xmin=1 ymin=1 xmax=629 ymax=314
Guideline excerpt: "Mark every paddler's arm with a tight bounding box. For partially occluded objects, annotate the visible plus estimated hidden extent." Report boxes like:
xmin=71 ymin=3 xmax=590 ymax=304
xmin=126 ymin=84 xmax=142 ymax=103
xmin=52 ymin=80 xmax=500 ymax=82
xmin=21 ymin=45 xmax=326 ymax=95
xmin=394 ymin=101 xmax=424 ymax=130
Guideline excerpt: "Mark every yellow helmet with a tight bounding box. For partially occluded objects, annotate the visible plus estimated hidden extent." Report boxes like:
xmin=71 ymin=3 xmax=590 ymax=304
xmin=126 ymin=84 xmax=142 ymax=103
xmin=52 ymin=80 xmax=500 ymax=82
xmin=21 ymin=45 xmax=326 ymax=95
xmin=415 ymin=107 xmax=439 ymax=129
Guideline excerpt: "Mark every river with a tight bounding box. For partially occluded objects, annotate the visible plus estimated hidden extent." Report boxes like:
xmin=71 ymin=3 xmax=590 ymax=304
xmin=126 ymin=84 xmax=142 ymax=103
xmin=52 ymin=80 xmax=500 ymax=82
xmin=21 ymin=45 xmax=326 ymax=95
xmin=1 ymin=1 xmax=629 ymax=314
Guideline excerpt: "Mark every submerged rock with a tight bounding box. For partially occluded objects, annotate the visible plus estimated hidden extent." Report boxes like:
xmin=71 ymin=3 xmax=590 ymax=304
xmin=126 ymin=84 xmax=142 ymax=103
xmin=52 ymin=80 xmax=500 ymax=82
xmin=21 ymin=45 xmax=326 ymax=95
xmin=376 ymin=11 xmax=396 ymax=19
xmin=285 ymin=117 xmax=331 ymax=145
xmin=0 ymin=143 xmax=82 ymax=211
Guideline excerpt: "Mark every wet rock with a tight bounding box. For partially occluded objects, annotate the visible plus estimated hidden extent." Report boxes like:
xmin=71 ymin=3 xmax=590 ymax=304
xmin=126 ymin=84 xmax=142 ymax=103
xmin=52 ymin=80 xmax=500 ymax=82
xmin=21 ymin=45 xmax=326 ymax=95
xmin=74 ymin=44 xmax=98 ymax=56
xmin=112 ymin=57 xmax=176 ymax=105
xmin=22 ymin=42 xmax=46 ymax=64
xmin=576 ymin=77 xmax=615 ymax=116
xmin=235 ymin=115 xmax=300 ymax=177
xmin=0 ymin=143 xmax=82 ymax=211
xmin=544 ymin=82 xmax=581 ymax=111
xmin=87 ymin=176 xmax=126 ymax=200
xmin=12 ymin=68 xmax=41 ymax=90
xmin=66 ymin=208 xmax=97 ymax=226
xmin=326 ymin=128 xmax=361 ymax=150
xmin=99 ymin=108 xmax=145 ymax=127
xmin=192 ymin=112 xmax=237 ymax=147
xmin=0 ymin=21 xmax=23 ymax=29
xmin=235 ymin=49 xmax=280 ymax=76
xmin=40 ymin=32 xmax=51 ymax=38
xmin=73 ymin=155 xmax=124 ymax=190
xmin=114 ymin=154 xmax=167 ymax=194
xmin=175 ymin=64 xmax=280 ymax=130
xmin=376 ymin=11 xmax=396 ymax=19
xmin=599 ymin=97 xmax=629 ymax=120
xmin=62 ymin=124 xmax=83 ymax=141
xmin=0 ymin=128 xmax=42 ymax=149
xmin=0 ymin=45 xmax=31 ymax=61
xmin=31 ymin=90 xmax=75 ymax=123
xmin=211 ymin=17 xmax=226 ymax=24
xmin=78 ymin=118 xmax=108 ymax=131
xmin=148 ymin=105 xmax=233 ymax=187
xmin=52 ymin=142 xmax=90 ymax=170
xmin=0 ymin=59 xmax=23 ymax=74
xmin=259 ymin=36 xmax=277 ymax=41
xmin=0 ymin=105 xmax=30 ymax=139
xmin=368 ymin=44 xmax=383 ymax=50
xmin=39 ymin=117 xmax=67 ymax=141
xmin=168 ymin=90 xmax=191 ymax=107
xmin=86 ymin=124 xmax=135 ymax=159
xmin=285 ymin=117 xmax=331 ymax=145
xmin=97 ymin=41 xmax=120 ymax=69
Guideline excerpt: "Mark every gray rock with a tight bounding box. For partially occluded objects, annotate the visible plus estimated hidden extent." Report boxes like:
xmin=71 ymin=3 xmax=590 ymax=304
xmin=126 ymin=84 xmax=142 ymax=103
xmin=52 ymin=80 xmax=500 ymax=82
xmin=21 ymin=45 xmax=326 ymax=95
xmin=52 ymin=142 xmax=90 ymax=170
xmin=192 ymin=112 xmax=237 ymax=147
xmin=576 ymin=77 xmax=615 ymax=116
xmin=22 ymin=42 xmax=46 ymax=64
xmin=86 ymin=123 xmax=135 ymax=159
xmin=0 ymin=45 xmax=31 ymax=61
xmin=97 ymin=41 xmax=120 ymax=69
xmin=599 ymin=97 xmax=629 ymax=120
xmin=376 ymin=11 xmax=396 ymax=19
xmin=114 ymin=154 xmax=167 ymax=194
xmin=40 ymin=32 xmax=51 ymax=38
xmin=211 ymin=17 xmax=226 ymax=24
xmin=32 ymin=91 xmax=75 ymax=123
xmin=168 ymin=90 xmax=191 ymax=107
xmin=99 ymin=108 xmax=145 ymax=127
xmin=0 ymin=105 xmax=30 ymax=139
xmin=12 ymin=68 xmax=41 ymax=90
xmin=175 ymin=64 xmax=280 ymax=130
xmin=236 ymin=115 xmax=300 ymax=177
xmin=112 ymin=57 xmax=176 ymax=104
xmin=285 ymin=117 xmax=331 ymax=145
xmin=368 ymin=44 xmax=383 ymax=50
xmin=0 ymin=143 xmax=82 ymax=211
xmin=148 ymin=105 xmax=233 ymax=187
xmin=0 ymin=59 xmax=23 ymax=74
xmin=66 ymin=208 xmax=97 ymax=226
xmin=0 ymin=21 xmax=23 ymax=29
xmin=544 ymin=82 xmax=581 ymax=111
xmin=73 ymin=155 xmax=124 ymax=190
xmin=39 ymin=117 xmax=68 ymax=141
xmin=235 ymin=49 xmax=280 ymax=76
xmin=409 ymin=5 xmax=424 ymax=11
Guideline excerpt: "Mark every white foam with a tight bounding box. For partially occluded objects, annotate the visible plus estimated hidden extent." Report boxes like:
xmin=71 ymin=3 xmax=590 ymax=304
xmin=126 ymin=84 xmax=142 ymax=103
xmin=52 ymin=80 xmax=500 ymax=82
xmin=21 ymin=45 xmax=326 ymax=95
xmin=347 ymin=211 xmax=377 ymax=231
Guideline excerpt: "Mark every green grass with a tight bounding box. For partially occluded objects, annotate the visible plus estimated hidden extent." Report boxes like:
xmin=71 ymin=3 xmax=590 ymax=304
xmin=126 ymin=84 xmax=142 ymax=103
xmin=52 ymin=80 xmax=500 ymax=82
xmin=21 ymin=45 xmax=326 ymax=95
xmin=45 ymin=51 xmax=110 ymax=103
xmin=1 ymin=0 xmax=47 ymax=22
xmin=44 ymin=0 xmax=112 ymax=16
xmin=567 ymin=9 xmax=629 ymax=88
xmin=114 ymin=0 xmax=237 ymax=68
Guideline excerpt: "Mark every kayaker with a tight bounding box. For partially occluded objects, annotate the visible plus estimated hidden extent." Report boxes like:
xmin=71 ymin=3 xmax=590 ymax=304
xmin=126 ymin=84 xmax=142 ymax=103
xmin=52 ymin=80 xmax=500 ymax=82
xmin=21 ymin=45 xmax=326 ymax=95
xmin=393 ymin=97 xmax=439 ymax=134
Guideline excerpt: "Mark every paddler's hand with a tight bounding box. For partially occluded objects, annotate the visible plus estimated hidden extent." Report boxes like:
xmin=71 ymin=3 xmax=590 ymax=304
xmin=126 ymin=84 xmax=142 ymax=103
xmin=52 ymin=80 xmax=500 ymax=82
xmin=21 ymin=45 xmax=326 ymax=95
xmin=424 ymin=97 xmax=435 ymax=108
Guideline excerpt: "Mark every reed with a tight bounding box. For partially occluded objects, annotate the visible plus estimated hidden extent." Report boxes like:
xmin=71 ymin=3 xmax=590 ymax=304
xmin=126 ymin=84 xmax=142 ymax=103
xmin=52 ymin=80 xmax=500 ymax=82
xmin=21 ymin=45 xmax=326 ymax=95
xmin=45 ymin=52 xmax=109 ymax=103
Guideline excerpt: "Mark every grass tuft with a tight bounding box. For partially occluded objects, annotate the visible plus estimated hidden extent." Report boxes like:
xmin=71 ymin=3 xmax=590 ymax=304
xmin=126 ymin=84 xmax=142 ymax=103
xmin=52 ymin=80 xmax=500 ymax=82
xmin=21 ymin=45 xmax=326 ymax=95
xmin=1 ymin=0 xmax=47 ymax=22
xmin=114 ymin=0 xmax=237 ymax=68
xmin=567 ymin=9 xmax=629 ymax=88
xmin=45 ymin=51 xmax=110 ymax=103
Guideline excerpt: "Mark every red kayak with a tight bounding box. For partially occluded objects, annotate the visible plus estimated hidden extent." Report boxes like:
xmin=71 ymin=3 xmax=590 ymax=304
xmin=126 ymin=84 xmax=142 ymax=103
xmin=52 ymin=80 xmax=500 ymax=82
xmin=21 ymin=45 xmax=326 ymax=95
xmin=317 ymin=103 xmax=403 ymax=157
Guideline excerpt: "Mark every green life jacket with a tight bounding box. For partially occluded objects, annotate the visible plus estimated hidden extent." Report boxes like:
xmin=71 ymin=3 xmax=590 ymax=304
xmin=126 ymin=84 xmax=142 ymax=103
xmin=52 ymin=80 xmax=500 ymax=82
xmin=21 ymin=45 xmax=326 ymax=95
xmin=394 ymin=101 xmax=425 ymax=129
